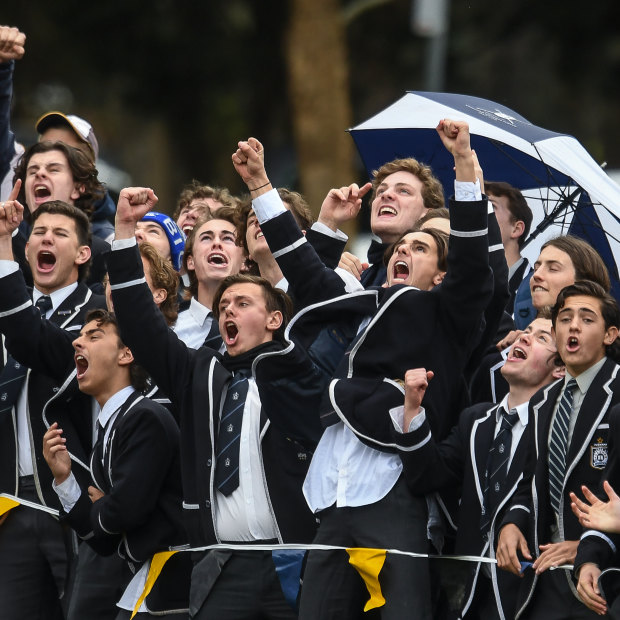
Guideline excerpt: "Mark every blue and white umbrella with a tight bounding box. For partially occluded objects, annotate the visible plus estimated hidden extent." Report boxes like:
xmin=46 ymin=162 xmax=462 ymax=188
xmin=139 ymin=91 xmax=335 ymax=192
xmin=349 ymin=92 xmax=620 ymax=298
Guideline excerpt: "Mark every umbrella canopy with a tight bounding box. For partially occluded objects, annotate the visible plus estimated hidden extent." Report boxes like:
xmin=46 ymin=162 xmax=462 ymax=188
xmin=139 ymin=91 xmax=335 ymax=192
xmin=349 ymin=92 xmax=620 ymax=298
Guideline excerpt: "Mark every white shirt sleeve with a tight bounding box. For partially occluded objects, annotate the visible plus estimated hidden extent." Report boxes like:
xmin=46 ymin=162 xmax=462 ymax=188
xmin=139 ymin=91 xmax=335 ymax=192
xmin=0 ymin=260 xmax=19 ymax=277
xmin=251 ymin=188 xmax=287 ymax=224
xmin=52 ymin=472 xmax=82 ymax=513
xmin=454 ymin=179 xmax=482 ymax=202
xmin=310 ymin=221 xmax=349 ymax=242
xmin=112 ymin=236 xmax=137 ymax=251
xmin=334 ymin=267 xmax=364 ymax=293
xmin=389 ymin=405 xmax=427 ymax=433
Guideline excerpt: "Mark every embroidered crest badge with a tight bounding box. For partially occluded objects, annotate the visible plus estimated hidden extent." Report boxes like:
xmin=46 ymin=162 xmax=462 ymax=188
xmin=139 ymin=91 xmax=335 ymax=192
xmin=591 ymin=437 xmax=608 ymax=470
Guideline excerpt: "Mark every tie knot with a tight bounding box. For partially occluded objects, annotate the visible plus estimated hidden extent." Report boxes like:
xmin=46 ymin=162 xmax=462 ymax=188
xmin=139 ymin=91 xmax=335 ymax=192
xmin=565 ymin=378 xmax=578 ymax=394
xmin=501 ymin=407 xmax=519 ymax=430
xmin=96 ymin=421 xmax=106 ymax=443
xmin=35 ymin=295 xmax=53 ymax=316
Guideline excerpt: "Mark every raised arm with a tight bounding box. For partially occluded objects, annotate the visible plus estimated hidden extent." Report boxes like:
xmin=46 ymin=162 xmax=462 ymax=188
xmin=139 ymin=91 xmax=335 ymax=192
xmin=232 ymin=139 xmax=363 ymax=307
xmin=0 ymin=26 xmax=25 ymax=195
xmin=435 ymin=120 xmax=493 ymax=340
xmin=393 ymin=368 xmax=473 ymax=495
xmin=436 ymin=119 xmax=476 ymax=182
xmin=108 ymin=188 xmax=198 ymax=408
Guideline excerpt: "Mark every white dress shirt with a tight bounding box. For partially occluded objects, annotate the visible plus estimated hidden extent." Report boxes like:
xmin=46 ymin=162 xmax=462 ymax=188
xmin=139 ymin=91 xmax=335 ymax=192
xmin=173 ymin=297 xmax=215 ymax=349
xmin=214 ymin=377 xmax=278 ymax=541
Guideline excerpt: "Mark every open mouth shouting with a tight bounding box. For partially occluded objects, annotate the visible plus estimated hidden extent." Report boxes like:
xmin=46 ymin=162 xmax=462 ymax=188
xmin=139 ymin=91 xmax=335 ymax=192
xmin=377 ymin=205 xmax=397 ymax=218
xmin=75 ymin=354 xmax=89 ymax=380
xmin=392 ymin=260 xmax=410 ymax=283
xmin=207 ymin=252 xmax=229 ymax=268
xmin=33 ymin=185 xmax=52 ymax=205
xmin=37 ymin=250 xmax=57 ymax=273
xmin=224 ymin=321 xmax=239 ymax=347
xmin=508 ymin=345 xmax=528 ymax=361
xmin=566 ymin=336 xmax=579 ymax=353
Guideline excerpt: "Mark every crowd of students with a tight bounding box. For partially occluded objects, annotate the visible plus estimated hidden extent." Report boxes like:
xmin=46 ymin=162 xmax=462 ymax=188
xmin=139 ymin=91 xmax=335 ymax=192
xmin=1 ymin=23 xmax=620 ymax=620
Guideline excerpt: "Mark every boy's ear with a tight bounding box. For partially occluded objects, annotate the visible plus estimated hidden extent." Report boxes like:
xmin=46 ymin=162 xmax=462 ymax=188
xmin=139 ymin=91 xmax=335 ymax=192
xmin=511 ymin=220 xmax=525 ymax=240
xmin=71 ymin=183 xmax=85 ymax=202
xmin=604 ymin=326 xmax=619 ymax=346
xmin=75 ymin=245 xmax=91 ymax=266
xmin=552 ymin=364 xmax=566 ymax=380
xmin=152 ymin=287 xmax=167 ymax=305
xmin=266 ymin=310 xmax=283 ymax=332
xmin=118 ymin=346 xmax=134 ymax=366
xmin=433 ymin=271 xmax=446 ymax=286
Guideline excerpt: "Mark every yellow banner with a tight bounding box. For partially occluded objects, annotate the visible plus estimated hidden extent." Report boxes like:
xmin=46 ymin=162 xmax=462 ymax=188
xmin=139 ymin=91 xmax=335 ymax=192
xmin=131 ymin=550 xmax=177 ymax=619
xmin=0 ymin=496 xmax=20 ymax=517
xmin=346 ymin=547 xmax=387 ymax=611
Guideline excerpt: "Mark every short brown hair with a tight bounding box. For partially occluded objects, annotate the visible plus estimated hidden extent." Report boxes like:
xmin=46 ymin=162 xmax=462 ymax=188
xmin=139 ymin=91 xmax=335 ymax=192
xmin=372 ymin=158 xmax=445 ymax=212
xmin=485 ymin=181 xmax=532 ymax=248
xmin=31 ymin=201 xmax=92 ymax=282
xmin=83 ymin=309 xmax=150 ymax=392
xmin=212 ymin=273 xmax=293 ymax=342
xmin=14 ymin=141 xmax=104 ymax=218
xmin=541 ymin=236 xmax=611 ymax=292
xmin=138 ymin=242 xmax=179 ymax=327
xmin=173 ymin=180 xmax=238 ymax=220
xmin=182 ymin=207 xmax=242 ymax=299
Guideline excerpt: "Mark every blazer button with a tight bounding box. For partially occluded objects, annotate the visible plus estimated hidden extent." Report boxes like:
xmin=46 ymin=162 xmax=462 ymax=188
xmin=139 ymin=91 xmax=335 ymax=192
xmin=207 ymin=459 xmax=212 ymax=467
xmin=205 ymin=500 xmax=211 ymax=508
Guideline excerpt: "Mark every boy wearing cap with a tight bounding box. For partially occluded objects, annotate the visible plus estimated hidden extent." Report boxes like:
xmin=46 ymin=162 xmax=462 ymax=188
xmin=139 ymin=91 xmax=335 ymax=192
xmin=36 ymin=111 xmax=117 ymax=242
xmin=136 ymin=211 xmax=186 ymax=272
xmin=12 ymin=140 xmax=110 ymax=291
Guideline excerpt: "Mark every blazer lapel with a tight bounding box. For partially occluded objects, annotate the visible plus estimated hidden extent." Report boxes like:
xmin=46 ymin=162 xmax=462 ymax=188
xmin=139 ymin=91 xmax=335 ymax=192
xmin=471 ymin=407 xmax=497 ymax=511
xmin=99 ymin=391 xmax=144 ymax=490
xmin=51 ymin=284 xmax=92 ymax=328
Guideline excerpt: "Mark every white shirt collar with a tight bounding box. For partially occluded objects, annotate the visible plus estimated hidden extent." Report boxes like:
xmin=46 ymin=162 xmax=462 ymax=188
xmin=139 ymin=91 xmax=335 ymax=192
xmin=567 ymin=356 xmax=607 ymax=396
xmin=508 ymin=256 xmax=526 ymax=280
xmin=97 ymin=386 xmax=136 ymax=430
xmin=188 ymin=296 xmax=211 ymax=326
xmin=497 ymin=393 xmax=529 ymax=427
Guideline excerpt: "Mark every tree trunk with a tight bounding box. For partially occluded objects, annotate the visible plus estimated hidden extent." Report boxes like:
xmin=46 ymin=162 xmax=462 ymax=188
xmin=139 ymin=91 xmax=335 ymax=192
xmin=285 ymin=0 xmax=357 ymax=237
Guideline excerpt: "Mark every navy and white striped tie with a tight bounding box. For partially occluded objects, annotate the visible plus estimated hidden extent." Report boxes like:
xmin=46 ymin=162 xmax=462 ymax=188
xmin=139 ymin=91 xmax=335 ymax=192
xmin=480 ymin=407 xmax=519 ymax=536
xmin=214 ymin=369 xmax=250 ymax=496
xmin=548 ymin=378 xmax=578 ymax=516
xmin=202 ymin=313 xmax=223 ymax=350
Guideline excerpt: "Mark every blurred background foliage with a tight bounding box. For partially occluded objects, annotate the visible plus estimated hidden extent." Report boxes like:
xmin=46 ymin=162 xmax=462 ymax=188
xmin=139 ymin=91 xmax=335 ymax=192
xmin=4 ymin=0 xmax=620 ymax=237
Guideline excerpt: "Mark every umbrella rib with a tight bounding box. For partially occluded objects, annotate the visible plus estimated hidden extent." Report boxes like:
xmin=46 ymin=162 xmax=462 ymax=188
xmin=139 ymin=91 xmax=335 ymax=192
xmin=486 ymin=139 xmax=549 ymax=188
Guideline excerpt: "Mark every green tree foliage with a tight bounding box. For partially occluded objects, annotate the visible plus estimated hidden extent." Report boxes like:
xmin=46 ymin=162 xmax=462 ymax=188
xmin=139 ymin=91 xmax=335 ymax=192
xmin=4 ymin=1 xmax=620 ymax=220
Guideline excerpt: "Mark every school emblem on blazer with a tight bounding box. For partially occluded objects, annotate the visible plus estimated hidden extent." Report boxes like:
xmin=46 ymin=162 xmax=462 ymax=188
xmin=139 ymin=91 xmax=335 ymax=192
xmin=591 ymin=437 xmax=608 ymax=470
